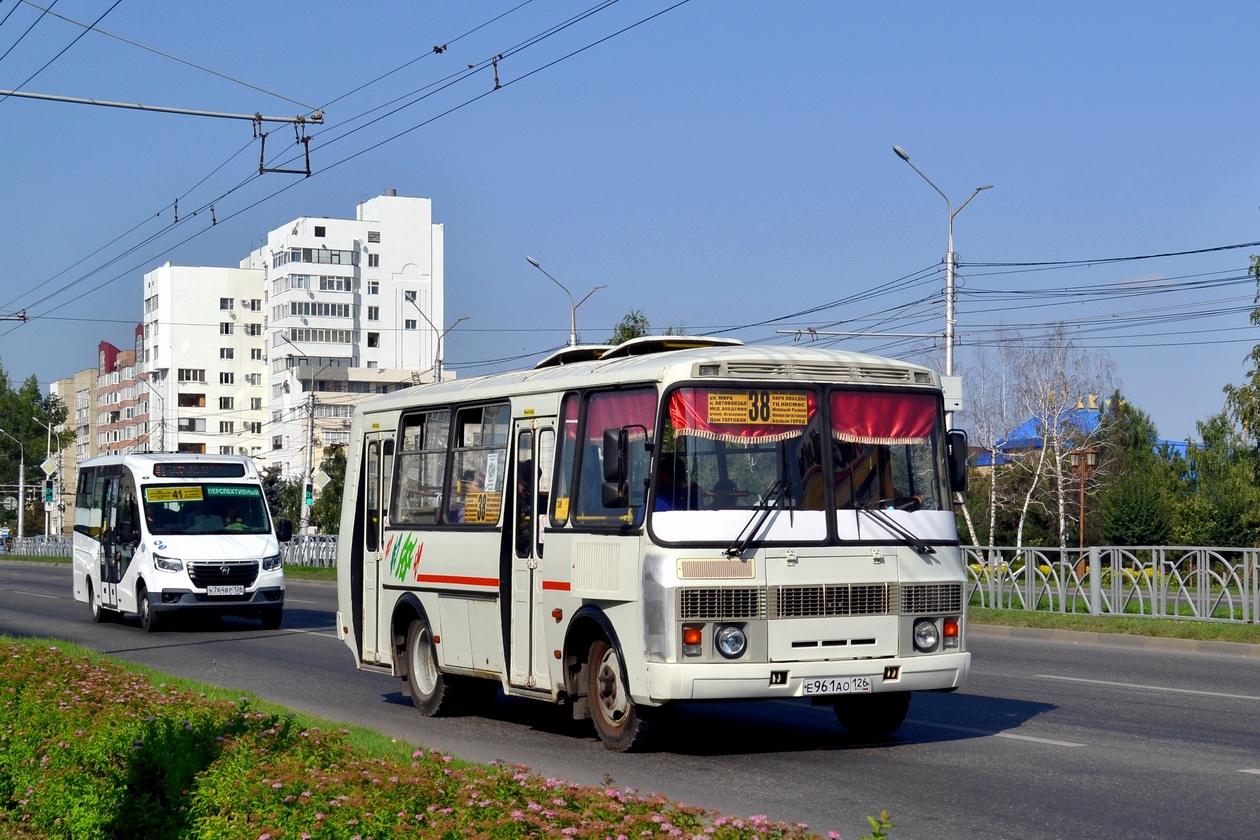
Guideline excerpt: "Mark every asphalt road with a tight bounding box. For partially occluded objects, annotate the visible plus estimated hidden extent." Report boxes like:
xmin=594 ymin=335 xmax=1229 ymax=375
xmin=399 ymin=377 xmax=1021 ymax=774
xmin=3 ymin=559 xmax=1259 ymax=839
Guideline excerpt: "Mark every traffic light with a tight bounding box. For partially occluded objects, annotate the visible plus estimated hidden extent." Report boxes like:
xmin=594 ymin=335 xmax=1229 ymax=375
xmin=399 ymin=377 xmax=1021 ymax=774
xmin=304 ymin=483 xmax=314 ymax=506
xmin=43 ymin=480 xmax=53 ymax=504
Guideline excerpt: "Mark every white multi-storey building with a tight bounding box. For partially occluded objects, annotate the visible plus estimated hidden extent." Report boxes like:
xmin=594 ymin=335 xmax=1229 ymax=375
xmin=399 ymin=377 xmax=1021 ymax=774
xmin=239 ymin=190 xmax=444 ymax=484
xmin=140 ymin=264 xmax=269 ymax=459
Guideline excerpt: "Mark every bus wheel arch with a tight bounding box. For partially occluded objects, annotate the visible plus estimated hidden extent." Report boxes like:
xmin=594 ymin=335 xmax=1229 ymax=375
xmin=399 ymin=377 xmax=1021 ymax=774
xmin=392 ymin=595 xmax=456 ymax=716
xmin=563 ymin=608 xmax=653 ymax=752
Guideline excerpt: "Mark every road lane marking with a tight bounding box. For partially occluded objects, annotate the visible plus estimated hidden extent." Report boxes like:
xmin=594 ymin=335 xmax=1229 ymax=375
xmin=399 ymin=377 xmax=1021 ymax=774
xmin=913 ymin=720 xmax=1086 ymax=747
xmin=1241 ymin=769 xmax=1260 ymax=775
xmin=3 ymin=588 xmax=60 ymax=600
xmin=1038 ymin=674 xmax=1260 ymax=702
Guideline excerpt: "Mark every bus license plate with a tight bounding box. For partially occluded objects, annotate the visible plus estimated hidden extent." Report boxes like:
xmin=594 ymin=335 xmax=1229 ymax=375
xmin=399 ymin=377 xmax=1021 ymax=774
xmin=206 ymin=585 xmax=245 ymax=597
xmin=801 ymin=675 xmax=872 ymax=695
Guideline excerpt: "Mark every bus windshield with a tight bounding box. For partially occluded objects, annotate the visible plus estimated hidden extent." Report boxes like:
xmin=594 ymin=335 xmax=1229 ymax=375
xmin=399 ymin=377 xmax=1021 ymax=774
xmin=658 ymin=386 xmax=948 ymax=514
xmin=142 ymin=484 xmax=272 ymax=536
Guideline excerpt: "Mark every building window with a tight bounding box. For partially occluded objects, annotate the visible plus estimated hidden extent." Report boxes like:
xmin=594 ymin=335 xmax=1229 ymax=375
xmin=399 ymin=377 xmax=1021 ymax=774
xmin=367 ymin=280 xmax=379 ymax=295
xmin=404 ymin=320 xmax=417 ymax=330
xmin=314 ymin=225 xmax=326 ymax=237
xmin=404 ymin=290 xmax=417 ymax=303
xmin=367 ymin=332 xmax=380 ymax=348
xmin=219 ymin=446 xmax=234 ymax=455
xmin=367 ymin=230 xmax=380 ymax=243
xmin=251 ymin=348 xmax=263 ymax=361
xmin=248 ymin=299 xmax=262 ymax=311
xmin=220 ymin=348 xmax=234 ymax=360
xmin=367 ymin=254 xmax=380 ymax=268
xmin=178 ymin=393 xmax=206 ymax=408
xmin=245 ymin=421 xmax=262 ymax=434
xmin=219 ymin=421 xmax=235 ymax=434
xmin=246 ymin=373 xmax=263 ymax=386
xmin=220 ymin=322 xmax=234 ymax=335
xmin=178 ymin=443 xmax=207 ymax=454
xmin=250 ymin=397 xmax=262 ymax=411
xmin=220 ymin=297 xmax=234 ymax=310
xmin=177 ymin=369 xmax=206 ymax=383
xmin=219 ymin=397 xmax=234 ymax=410
xmin=177 ymin=418 xmax=206 ymax=433
xmin=367 ymin=306 xmax=379 ymax=321
xmin=220 ymin=372 xmax=235 ymax=385
xmin=272 ymin=435 xmax=283 ymax=451
xmin=245 ymin=323 xmax=262 ymax=336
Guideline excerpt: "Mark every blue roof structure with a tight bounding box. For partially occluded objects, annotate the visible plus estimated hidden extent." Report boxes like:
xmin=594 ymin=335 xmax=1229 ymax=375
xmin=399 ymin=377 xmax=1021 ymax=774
xmin=974 ymin=408 xmax=1188 ymax=467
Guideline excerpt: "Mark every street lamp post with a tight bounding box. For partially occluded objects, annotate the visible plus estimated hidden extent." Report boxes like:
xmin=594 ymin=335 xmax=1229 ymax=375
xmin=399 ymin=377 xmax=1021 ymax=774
xmin=32 ymin=416 xmax=54 ymax=537
xmin=405 ymin=297 xmax=467 ymax=383
xmin=525 ymin=256 xmax=606 ymax=347
xmin=1069 ymin=447 xmax=1099 ymax=550
xmin=0 ymin=427 xmax=25 ymax=540
xmin=892 ymin=145 xmax=992 ymax=379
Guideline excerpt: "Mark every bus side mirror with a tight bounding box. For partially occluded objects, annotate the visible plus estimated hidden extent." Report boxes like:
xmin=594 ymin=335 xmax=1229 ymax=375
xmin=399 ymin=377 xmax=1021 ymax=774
xmin=276 ymin=519 xmax=294 ymax=542
xmin=947 ymin=429 xmax=969 ymax=493
xmin=602 ymin=428 xmax=629 ymax=508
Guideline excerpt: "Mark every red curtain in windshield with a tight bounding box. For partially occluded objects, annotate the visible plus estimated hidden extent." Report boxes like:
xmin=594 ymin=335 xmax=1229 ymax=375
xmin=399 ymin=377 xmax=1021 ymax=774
xmin=830 ymin=391 xmax=937 ymax=445
xmin=584 ymin=388 xmax=657 ymax=440
xmin=669 ymin=388 xmax=817 ymax=444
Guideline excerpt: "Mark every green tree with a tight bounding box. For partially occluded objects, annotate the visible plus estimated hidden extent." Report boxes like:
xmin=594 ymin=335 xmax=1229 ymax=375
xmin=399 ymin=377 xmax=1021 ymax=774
xmin=261 ymin=465 xmax=301 ymax=531
xmin=1171 ymin=413 xmax=1260 ymax=546
xmin=1093 ymin=395 xmax=1173 ymax=545
xmin=607 ymin=309 xmax=686 ymax=345
xmin=309 ymin=444 xmax=346 ymax=534
xmin=0 ymin=360 xmax=71 ymax=538
xmin=1224 ymin=255 xmax=1260 ymax=442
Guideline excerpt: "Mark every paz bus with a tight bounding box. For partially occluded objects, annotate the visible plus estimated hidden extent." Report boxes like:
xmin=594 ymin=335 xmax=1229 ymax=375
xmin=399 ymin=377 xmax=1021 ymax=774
xmin=72 ymin=453 xmax=290 ymax=632
xmin=335 ymin=337 xmax=971 ymax=750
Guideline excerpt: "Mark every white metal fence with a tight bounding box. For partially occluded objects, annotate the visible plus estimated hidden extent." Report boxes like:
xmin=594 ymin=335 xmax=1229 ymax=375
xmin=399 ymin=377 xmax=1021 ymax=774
xmin=965 ymin=546 xmax=1260 ymax=624
xmin=9 ymin=536 xmax=1260 ymax=623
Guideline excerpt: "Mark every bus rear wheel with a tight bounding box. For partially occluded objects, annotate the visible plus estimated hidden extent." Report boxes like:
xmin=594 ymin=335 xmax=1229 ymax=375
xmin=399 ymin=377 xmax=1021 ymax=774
xmin=403 ymin=617 xmax=455 ymax=716
xmin=588 ymin=639 xmax=651 ymax=752
xmin=833 ymin=691 xmax=911 ymax=739
xmin=137 ymin=584 xmax=161 ymax=633
xmin=87 ymin=580 xmax=113 ymax=624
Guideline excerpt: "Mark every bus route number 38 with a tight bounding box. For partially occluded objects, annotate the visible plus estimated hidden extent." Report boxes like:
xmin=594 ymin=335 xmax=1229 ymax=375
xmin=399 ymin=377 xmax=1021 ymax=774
xmin=800 ymin=675 xmax=873 ymax=695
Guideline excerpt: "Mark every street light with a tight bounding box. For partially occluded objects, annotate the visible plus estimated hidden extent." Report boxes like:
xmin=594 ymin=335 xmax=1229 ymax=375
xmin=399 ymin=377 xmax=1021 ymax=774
xmin=892 ymin=145 xmax=993 ymax=379
xmin=1069 ymin=447 xmax=1098 ymax=550
xmin=525 ymin=256 xmax=606 ymax=347
xmin=0 ymin=427 xmax=25 ymax=540
xmin=32 ymin=415 xmax=54 ymax=537
xmin=405 ymin=296 xmax=467 ymax=382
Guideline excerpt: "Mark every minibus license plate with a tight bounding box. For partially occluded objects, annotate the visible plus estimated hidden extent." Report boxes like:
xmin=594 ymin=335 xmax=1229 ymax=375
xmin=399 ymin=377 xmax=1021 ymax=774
xmin=801 ymin=675 xmax=872 ymax=695
xmin=207 ymin=585 xmax=245 ymax=597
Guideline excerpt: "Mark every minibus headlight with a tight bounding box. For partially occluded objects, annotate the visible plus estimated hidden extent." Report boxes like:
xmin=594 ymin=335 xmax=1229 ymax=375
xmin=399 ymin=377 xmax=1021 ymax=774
xmin=913 ymin=619 xmax=940 ymax=652
xmin=153 ymin=553 xmax=183 ymax=573
xmin=262 ymin=553 xmax=283 ymax=572
xmin=714 ymin=624 xmax=747 ymax=659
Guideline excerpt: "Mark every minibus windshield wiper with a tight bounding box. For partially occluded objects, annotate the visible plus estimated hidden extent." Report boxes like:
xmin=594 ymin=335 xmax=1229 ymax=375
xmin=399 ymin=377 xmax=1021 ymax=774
xmin=724 ymin=478 xmax=790 ymax=558
xmin=856 ymin=502 xmax=934 ymax=554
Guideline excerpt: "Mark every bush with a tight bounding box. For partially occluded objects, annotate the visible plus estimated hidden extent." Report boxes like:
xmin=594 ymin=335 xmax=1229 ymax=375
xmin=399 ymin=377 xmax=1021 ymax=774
xmin=2 ymin=641 xmax=832 ymax=839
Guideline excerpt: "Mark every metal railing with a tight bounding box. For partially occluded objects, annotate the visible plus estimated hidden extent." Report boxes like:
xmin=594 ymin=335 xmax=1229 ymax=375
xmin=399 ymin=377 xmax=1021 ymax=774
xmin=10 ymin=536 xmax=72 ymax=558
xmin=964 ymin=546 xmax=1260 ymax=625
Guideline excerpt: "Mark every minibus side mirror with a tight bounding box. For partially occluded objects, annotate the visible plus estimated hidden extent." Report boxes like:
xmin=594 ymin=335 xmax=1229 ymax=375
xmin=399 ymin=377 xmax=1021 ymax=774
xmin=602 ymin=428 xmax=630 ymax=507
xmin=276 ymin=519 xmax=294 ymax=542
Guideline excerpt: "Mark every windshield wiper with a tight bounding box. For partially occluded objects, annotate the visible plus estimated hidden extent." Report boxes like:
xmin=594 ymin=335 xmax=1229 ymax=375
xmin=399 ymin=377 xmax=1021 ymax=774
xmin=724 ymin=478 xmax=791 ymax=558
xmin=856 ymin=502 xmax=934 ymax=554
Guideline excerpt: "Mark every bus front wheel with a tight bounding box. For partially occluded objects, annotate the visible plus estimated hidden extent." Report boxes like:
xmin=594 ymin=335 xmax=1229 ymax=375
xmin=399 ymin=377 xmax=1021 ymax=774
xmin=833 ymin=691 xmax=911 ymax=739
xmin=138 ymin=584 xmax=161 ymax=633
xmin=587 ymin=639 xmax=651 ymax=752
xmin=403 ymin=617 xmax=454 ymax=716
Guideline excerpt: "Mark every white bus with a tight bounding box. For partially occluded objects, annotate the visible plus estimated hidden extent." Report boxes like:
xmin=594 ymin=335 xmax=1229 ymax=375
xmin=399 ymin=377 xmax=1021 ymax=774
xmin=72 ymin=453 xmax=291 ymax=632
xmin=335 ymin=338 xmax=971 ymax=750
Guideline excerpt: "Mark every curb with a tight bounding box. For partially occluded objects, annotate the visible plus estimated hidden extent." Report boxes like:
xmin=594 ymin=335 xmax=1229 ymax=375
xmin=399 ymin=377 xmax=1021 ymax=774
xmin=968 ymin=622 xmax=1260 ymax=659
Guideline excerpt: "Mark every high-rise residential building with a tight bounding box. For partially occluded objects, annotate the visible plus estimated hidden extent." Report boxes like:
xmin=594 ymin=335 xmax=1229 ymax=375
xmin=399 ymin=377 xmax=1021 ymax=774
xmin=140 ymin=264 xmax=269 ymax=459
xmin=47 ymin=367 xmax=96 ymax=536
xmin=239 ymin=190 xmax=444 ymax=483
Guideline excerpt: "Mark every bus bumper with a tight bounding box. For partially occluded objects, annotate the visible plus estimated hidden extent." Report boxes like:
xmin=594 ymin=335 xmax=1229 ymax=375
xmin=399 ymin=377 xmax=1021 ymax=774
xmin=644 ymin=651 xmax=970 ymax=702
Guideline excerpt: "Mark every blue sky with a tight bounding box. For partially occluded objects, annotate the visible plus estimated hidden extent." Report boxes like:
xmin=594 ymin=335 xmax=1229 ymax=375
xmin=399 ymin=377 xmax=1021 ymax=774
xmin=2 ymin=0 xmax=1258 ymax=443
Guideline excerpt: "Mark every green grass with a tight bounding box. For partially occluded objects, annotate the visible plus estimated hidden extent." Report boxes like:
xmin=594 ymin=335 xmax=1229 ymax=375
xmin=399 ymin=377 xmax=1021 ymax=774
xmin=968 ymin=606 xmax=1260 ymax=644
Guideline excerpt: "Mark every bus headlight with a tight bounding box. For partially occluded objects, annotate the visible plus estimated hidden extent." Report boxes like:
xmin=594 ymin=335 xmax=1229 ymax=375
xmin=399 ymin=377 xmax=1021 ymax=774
xmin=913 ymin=619 xmax=940 ymax=652
xmin=262 ymin=553 xmax=283 ymax=572
xmin=153 ymin=553 xmax=183 ymax=573
xmin=714 ymin=624 xmax=748 ymax=659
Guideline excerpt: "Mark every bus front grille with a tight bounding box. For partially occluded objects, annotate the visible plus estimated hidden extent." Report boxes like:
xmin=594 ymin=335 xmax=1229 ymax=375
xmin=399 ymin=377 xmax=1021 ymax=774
xmin=188 ymin=561 xmax=259 ymax=589
xmin=901 ymin=583 xmax=963 ymax=614
xmin=771 ymin=583 xmax=893 ymax=618
xmin=679 ymin=587 xmax=766 ymax=620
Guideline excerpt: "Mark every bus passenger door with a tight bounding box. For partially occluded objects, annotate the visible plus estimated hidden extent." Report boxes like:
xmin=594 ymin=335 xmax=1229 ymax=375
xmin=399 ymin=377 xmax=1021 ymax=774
xmin=509 ymin=420 xmax=555 ymax=689
xmin=360 ymin=433 xmax=393 ymax=664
